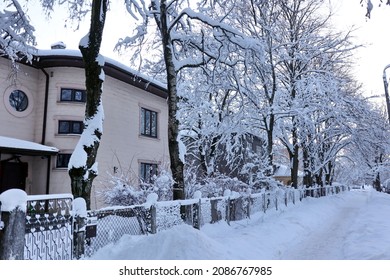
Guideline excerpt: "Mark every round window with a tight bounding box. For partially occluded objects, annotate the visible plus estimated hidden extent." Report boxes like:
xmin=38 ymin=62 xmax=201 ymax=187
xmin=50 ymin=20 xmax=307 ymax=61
xmin=9 ymin=90 xmax=29 ymax=112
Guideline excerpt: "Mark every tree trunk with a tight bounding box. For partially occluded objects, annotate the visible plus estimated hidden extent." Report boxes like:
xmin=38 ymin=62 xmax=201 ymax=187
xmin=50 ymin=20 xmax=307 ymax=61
xmin=68 ymin=0 xmax=108 ymax=209
xmin=302 ymin=145 xmax=313 ymax=187
xmin=373 ymin=172 xmax=381 ymax=192
xmin=290 ymin=121 xmax=299 ymax=188
xmin=158 ymin=0 xmax=185 ymax=200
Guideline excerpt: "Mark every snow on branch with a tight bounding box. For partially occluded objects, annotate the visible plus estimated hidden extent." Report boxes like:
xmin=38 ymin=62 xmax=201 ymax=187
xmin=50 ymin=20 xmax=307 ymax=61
xmin=174 ymin=8 xmax=263 ymax=52
xmin=0 ymin=0 xmax=36 ymax=62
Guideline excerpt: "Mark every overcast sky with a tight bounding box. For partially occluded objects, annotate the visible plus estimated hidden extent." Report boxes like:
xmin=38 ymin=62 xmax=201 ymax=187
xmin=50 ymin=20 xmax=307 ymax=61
xmin=24 ymin=0 xmax=390 ymax=105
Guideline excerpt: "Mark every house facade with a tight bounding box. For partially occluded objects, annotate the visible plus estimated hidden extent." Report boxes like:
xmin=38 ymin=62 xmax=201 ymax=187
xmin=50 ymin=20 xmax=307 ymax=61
xmin=0 ymin=46 xmax=169 ymax=209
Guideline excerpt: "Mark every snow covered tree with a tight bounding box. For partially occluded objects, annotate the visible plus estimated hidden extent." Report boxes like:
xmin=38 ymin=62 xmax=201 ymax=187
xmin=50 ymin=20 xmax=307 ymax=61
xmin=0 ymin=0 xmax=35 ymax=63
xmin=116 ymin=0 xmax=263 ymax=199
xmin=362 ymin=0 xmax=390 ymax=18
xmin=67 ymin=0 xmax=109 ymax=209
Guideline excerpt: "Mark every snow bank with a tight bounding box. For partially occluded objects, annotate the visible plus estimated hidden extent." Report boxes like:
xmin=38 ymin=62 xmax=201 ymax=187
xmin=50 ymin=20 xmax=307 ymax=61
xmin=88 ymin=224 xmax=234 ymax=260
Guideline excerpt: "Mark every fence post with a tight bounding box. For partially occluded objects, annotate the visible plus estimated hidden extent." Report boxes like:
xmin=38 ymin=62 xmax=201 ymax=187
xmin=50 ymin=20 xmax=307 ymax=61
xmin=149 ymin=205 xmax=157 ymax=234
xmin=0 ymin=189 xmax=27 ymax=260
xmin=73 ymin=198 xmax=87 ymax=260
xmin=246 ymin=196 xmax=251 ymax=219
xmin=285 ymin=191 xmax=288 ymax=207
xmin=193 ymin=199 xmax=202 ymax=230
xmin=293 ymin=189 xmax=296 ymax=204
xmin=275 ymin=194 xmax=278 ymax=211
xmin=225 ymin=197 xmax=231 ymax=225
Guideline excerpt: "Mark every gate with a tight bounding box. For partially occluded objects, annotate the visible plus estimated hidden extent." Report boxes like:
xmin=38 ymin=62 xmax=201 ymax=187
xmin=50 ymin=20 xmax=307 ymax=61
xmin=24 ymin=194 xmax=73 ymax=260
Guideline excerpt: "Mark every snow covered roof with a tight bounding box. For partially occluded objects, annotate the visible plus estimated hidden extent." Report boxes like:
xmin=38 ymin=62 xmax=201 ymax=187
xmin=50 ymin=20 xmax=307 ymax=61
xmin=32 ymin=49 xmax=167 ymax=98
xmin=0 ymin=136 xmax=59 ymax=156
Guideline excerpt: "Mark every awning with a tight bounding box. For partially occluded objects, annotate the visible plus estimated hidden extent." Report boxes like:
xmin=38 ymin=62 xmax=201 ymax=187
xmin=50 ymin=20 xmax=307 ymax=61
xmin=0 ymin=136 xmax=59 ymax=156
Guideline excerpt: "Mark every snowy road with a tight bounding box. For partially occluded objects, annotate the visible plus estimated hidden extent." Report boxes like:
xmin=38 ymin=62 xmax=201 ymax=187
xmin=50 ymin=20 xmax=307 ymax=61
xmin=90 ymin=187 xmax=390 ymax=260
xmin=280 ymin=190 xmax=368 ymax=259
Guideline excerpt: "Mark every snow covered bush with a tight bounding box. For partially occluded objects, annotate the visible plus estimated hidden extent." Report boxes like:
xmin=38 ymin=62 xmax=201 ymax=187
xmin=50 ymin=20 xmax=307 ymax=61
xmin=99 ymin=169 xmax=173 ymax=206
xmin=185 ymin=172 xmax=251 ymax=198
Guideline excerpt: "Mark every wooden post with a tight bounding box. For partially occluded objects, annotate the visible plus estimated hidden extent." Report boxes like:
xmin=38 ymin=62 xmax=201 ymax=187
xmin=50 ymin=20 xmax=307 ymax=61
xmin=150 ymin=205 xmax=157 ymax=234
xmin=193 ymin=199 xmax=202 ymax=230
xmin=225 ymin=198 xmax=231 ymax=225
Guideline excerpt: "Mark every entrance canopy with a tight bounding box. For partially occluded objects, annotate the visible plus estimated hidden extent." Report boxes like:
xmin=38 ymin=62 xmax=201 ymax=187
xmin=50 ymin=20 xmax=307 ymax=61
xmin=0 ymin=136 xmax=59 ymax=156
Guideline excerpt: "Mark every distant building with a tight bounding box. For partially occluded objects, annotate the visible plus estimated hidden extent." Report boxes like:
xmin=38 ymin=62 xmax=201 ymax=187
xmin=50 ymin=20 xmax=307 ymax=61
xmin=273 ymin=164 xmax=303 ymax=186
xmin=0 ymin=46 xmax=169 ymax=209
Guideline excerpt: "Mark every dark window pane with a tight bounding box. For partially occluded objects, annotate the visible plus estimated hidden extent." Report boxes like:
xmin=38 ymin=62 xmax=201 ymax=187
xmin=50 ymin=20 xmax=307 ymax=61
xmin=140 ymin=163 xmax=158 ymax=183
xmin=140 ymin=108 xmax=158 ymax=138
xmin=74 ymin=90 xmax=84 ymax=101
xmin=60 ymin=88 xmax=85 ymax=102
xmin=58 ymin=121 xmax=70 ymax=134
xmin=58 ymin=121 xmax=83 ymax=134
xmin=151 ymin=111 xmax=157 ymax=137
xmin=61 ymin=89 xmax=72 ymax=101
xmin=56 ymin=154 xmax=71 ymax=168
xmin=9 ymin=90 xmax=28 ymax=112
xmin=72 ymin=122 xmax=83 ymax=134
xmin=140 ymin=109 xmax=145 ymax=135
xmin=145 ymin=110 xmax=151 ymax=135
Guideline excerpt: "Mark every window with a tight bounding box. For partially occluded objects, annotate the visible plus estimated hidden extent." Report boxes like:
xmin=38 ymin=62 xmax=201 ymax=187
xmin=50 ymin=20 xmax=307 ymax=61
xmin=60 ymin=88 xmax=86 ymax=102
xmin=56 ymin=154 xmax=72 ymax=168
xmin=58 ymin=120 xmax=83 ymax=134
xmin=140 ymin=108 xmax=158 ymax=138
xmin=9 ymin=90 xmax=28 ymax=112
xmin=140 ymin=162 xmax=158 ymax=184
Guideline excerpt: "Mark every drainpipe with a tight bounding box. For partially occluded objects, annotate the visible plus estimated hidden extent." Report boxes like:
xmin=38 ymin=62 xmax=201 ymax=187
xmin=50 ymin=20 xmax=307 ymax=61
xmin=41 ymin=68 xmax=51 ymax=195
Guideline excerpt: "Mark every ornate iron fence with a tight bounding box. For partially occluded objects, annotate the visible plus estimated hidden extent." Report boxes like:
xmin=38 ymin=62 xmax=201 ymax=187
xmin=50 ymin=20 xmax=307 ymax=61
xmin=24 ymin=194 xmax=73 ymax=260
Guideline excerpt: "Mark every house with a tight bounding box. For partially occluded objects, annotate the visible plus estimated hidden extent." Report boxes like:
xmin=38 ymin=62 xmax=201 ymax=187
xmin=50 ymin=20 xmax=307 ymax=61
xmin=0 ymin=44 xmax=169 ymax=209
xmin=273 ymin=164 xmax=304 ymax=186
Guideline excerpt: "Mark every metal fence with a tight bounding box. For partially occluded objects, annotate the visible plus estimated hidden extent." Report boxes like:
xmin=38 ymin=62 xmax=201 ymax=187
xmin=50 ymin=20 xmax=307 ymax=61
xmin=0 ymin=184 xmax=350 ymax=260
xmin=84 ymin=206 xmax=155 ymax=258
xmin=77 ymin=184 xmax=349 ymax=258
xmin=24 ymin=194 xmax=73 ymax=260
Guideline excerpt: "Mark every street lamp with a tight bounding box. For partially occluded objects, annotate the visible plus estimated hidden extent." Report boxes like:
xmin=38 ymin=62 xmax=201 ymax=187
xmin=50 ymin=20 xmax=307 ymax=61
xmin=382 ymin=64 xmax=390 ymax=123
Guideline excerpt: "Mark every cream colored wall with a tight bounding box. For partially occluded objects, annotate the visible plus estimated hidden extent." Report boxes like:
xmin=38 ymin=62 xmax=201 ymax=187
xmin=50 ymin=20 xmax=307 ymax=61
xmin=0 ymin=58 xmax=43 ymax=194
xmin=0 ymin=58 xmax=40 ymax=141
xmin=92 ymin=75 xmax=169 ymax=208
xmin=44 ymin=66 xmax=169 ymax=209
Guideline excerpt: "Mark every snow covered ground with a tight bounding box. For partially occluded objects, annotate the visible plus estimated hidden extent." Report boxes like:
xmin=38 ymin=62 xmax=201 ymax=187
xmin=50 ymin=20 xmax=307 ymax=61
xmin=88 ymin=186 xmax=390 ymax=260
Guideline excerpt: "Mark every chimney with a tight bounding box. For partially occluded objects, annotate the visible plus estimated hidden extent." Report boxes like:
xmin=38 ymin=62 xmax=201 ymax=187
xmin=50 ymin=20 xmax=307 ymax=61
xmin=51 ymin=41 xmax=66 ymax=50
